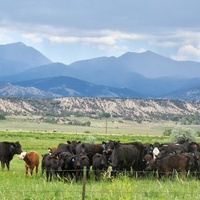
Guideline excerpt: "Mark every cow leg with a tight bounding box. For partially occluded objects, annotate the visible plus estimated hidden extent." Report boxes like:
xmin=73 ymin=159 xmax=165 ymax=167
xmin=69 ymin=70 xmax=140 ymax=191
xmin=25 ymin=164 xmax=29 ymax=175
xmin=36 ymin=165 xmax=38 ymax=174
xmin=46 ymin=170 xmax=50 ymax=181
xmin=95 ymin=169 xmax=100 ymax=181
xmin=1 ymin=161 xmax=5 ymax=170
xmin=30 ymin=167 xmax=34 ymax=176
xmin=5 ymin=161 xmax=10 ymax=170
xmin=87 ymin=170 xmax=90 ymax=179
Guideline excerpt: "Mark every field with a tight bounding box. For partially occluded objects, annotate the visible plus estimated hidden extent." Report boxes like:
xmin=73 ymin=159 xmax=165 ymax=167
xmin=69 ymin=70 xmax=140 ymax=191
xmin=0 ymin=116 xmax=200 ymax=199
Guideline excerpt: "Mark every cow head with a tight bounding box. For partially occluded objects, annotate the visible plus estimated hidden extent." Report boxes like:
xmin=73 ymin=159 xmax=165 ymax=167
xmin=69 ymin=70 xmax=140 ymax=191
xmin=102 ymin=140 xmax=119 ymax=155
xmin=10 ymin=141 xmax=23 ymax=154
xmin=18 ymin=151 xmax=27 ymax=160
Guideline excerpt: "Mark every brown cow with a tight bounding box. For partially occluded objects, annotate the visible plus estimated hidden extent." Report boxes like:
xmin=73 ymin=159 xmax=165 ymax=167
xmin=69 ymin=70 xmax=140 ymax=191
xmin=147 ymin=154 xmax=191 ymax=178
xmin=18 ymin=151 xmax=40 ymax=176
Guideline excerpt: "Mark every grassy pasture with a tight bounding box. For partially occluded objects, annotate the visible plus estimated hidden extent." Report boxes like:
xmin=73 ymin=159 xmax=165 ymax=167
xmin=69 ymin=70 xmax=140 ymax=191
xmin=0 ymin=115 xmax=182 ymax=135
xmin=0 ymin=117 xmax=200 ymax=199
xmin=0 ymin=131 xmax=199 ymax=199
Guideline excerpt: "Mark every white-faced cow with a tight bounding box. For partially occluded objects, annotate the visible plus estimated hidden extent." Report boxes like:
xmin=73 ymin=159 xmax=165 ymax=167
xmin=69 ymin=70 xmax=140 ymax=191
xmin=18 ymin=151 xmax=40 ymax=176
xmin=0 ymin=141 xmax=22 ymax=170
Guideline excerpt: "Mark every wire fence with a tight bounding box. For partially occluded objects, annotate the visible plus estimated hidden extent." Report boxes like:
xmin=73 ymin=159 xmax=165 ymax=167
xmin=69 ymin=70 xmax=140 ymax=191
xmin=1 ymin=166 xmax=200 ymax=200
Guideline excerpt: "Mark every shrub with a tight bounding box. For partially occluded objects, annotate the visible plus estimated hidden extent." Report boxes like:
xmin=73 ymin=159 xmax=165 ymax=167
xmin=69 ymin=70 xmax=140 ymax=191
xmin=163 ymin=129 xmax=172 ymax=136
xmin=0 ymin=112 xmax=6 ymax=120
xmin=86 ymin=136 xmax=96 ymax=144
xmin=170 ymin=127 xmax=197 ymax=142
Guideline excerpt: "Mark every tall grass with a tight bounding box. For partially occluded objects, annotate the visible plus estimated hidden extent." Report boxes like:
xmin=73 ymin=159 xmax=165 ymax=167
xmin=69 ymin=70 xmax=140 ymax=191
xmin=0 ymin=170 xmax=199 ymax=199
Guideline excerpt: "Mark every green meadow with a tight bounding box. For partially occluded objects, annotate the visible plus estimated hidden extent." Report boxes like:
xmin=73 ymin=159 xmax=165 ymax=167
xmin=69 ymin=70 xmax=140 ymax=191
xmin=0 ymin=117 xmax=200 ymax=199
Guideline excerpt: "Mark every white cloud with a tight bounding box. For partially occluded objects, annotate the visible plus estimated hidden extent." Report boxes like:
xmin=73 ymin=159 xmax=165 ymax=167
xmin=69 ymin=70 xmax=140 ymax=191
xmin=48 ymin=30 xmax=145 ymax=46
xmin=49 ymin=35 xmax=116 ymax=45
xmin=22 ymin=34 xmax=43 ymax=43
xmin=171 ymin=45 xmax=200 ymax=61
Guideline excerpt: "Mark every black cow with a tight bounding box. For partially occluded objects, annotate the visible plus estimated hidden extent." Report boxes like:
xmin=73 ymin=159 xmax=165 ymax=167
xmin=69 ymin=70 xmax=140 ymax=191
xmin=41 ymin=154 xmax=59 ymax=181
xmin=0 ymin=141 xmax=22 ymax=170
xmin=51 ymin=143 xmax=76 ymax=157
xmin=92 ymin=153 xmax=108 ymax=180
xmin=109 ymin=141 xmax=145 ymax=176
xmin=158 ymin=140 xmax=199 ymax=158
xmin=75 ymin=142 xmax=104 ymax=164
xmin=57 ymin=152 xmax=76 ymax=179
xmin=74 ymin=153 xmax=90 ymax=181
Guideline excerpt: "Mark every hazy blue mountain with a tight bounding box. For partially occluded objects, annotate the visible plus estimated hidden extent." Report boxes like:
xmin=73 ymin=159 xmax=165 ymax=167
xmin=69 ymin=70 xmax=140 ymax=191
xmin=16 ymin=76 xmax=141 ymax=98
xmin=0 ymin=42 xmax=52 ymax=76
xmin=164 ymin=88 xmax=200 ymax=100
xmin=0 ymin=82 xmax=59 ymax=98
xmin=118 ymin=51 xmax=200 ymax=79
xmin=1 ymin=42 xmax=200 ymax=99
xmin=1 ymin=62 xmax=71 ymax=82
xmin=2 ymin=58 xmax=200 ymax=98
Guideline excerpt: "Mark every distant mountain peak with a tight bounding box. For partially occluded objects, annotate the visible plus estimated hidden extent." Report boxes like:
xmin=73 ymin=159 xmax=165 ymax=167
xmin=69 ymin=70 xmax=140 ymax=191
xmin=0 ymin=42 xmax=52 ymax=76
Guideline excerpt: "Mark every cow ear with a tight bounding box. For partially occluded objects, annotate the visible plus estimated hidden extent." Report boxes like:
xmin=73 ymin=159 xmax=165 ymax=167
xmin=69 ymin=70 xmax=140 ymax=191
xmin=113 ymin=141 xmax=119 ymax=147
xmin=15 ymin=141 xmax=21 ymax=148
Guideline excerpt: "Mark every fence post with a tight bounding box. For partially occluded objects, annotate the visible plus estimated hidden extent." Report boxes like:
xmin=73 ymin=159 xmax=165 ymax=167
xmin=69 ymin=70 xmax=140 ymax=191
xmin=82 ymin=166 xmax=87 ymax=200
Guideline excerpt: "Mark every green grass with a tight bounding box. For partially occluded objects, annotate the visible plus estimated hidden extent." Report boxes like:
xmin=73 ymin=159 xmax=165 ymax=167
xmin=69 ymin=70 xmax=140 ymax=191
xmin=0 ymin=130 xmax=200 ymax=199
xmin=0 ymin=168 xmax=199 ymax=199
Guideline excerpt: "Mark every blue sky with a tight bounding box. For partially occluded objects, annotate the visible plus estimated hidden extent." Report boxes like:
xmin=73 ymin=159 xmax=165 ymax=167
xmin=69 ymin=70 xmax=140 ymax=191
xmin=0 ymin=0 xmax=200 ymax=64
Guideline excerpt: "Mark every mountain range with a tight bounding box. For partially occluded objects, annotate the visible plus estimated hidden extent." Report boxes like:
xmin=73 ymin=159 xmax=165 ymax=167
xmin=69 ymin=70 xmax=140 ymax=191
xmin=0 ymin=42 xmax=200 ymax=99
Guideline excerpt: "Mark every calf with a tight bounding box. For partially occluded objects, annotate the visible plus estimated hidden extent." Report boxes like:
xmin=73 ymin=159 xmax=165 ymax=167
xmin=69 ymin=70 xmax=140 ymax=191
xmin=58 ymin=152 xmax=76 ymax=179
xmin=148 ymin=154 xmax=190 ymax=178
xmin=41 ymin=154 xmax=59 ymax=181
xmin=18 ymin=151 xmax=40 ymax=176
xmin=92 ymin=153 xmax=108 ymax=180
xmin=74 ymin=153 xmax=90 ymax=181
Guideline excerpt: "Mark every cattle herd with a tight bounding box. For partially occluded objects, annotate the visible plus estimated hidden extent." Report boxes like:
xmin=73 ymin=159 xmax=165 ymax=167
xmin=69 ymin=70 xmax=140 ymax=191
xmin=0 ymin=139 xmax=200 ymax=182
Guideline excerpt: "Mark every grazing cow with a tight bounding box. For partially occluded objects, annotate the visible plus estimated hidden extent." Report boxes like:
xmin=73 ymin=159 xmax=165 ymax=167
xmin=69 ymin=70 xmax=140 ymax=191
xmin=74 ymin=153 xmax=90 ymax=181
xmin=41 ymin=154 xmax=59 ymax=181
xmin=18 ymin=151 xmax=40 ymax=176
xmin=0 ymin=141 xmax=22 ymax=170
xmin=147 ymin=154 xmax=191 ymax=178
xmin=92 ymin=153 xmax=108 ymax=180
